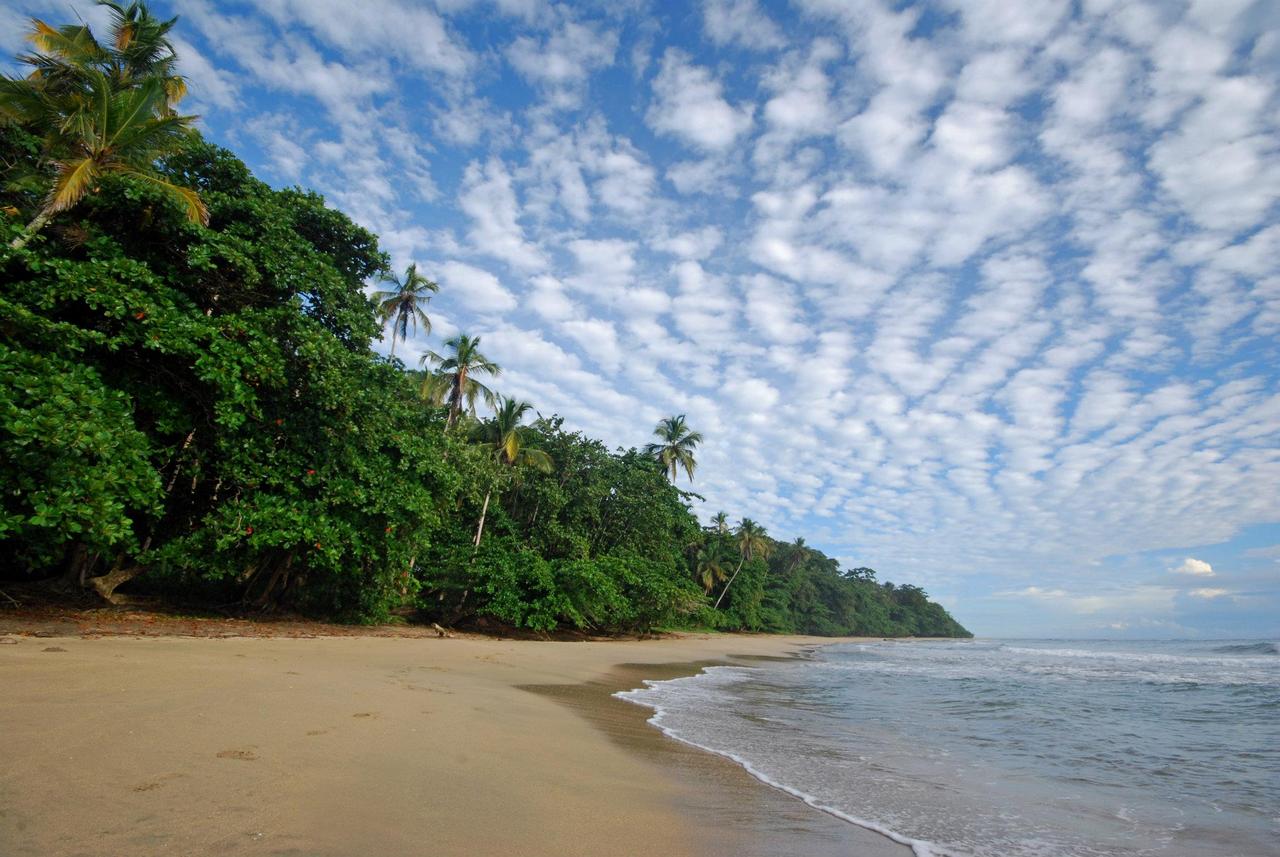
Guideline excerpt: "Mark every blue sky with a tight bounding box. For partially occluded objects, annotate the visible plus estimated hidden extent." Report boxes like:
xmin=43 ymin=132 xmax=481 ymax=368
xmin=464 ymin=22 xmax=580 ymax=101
xmin=5 ymin=0 xmax=1278 ymax=637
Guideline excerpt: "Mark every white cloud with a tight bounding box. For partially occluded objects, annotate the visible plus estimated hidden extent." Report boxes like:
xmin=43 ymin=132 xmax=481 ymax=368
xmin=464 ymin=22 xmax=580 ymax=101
xmin=702 ymin=0 xmax=785 ymax=51
xmin=667 ymin=157 xmax=738 ymax=195
xmin=1188 ymin=588 xmax=1229 ymax=599
xmin=1004 ymin=586 xmax=1068 ymax=599
xmin=1170 ymin=558 xmax=1215 ymax=577
xmin=508 ymin=19 xmax=616 ymax=84
xmin=172 ymin=36 xmax=239 ymax=110
xmin=930 ymin=102 xmax=1013 ymax=169
xmin=437 ymin=261 xmax=517 ymax=314
xmin=506 ymin=15 xmax=617 ymax=108
xmin=251 ymin=0 xmax=473 ymax=75
xmin=743 ymin=274 xmax=810 ymax=344
xmin=647 ymin=49 xmax=754 ymax=151
xmin=996 ymin=585 xmax=1179 ymax=617
xmin=526 ymin=275 xmax=576 ymax=322
xmin=1149 ymin=75 xmax=1280 ymax=233
xmin=657 ymin=227 xmax=723 ymax=260
xmin=0 ymin=5 xmax=29 ymax=58
xmin=762 ymin=53 xmax=836 ymax=137
xmin=458 ymin=159 xmax=546 ymax=272
xmin=560 ymin=318 xmax=623 ymax=372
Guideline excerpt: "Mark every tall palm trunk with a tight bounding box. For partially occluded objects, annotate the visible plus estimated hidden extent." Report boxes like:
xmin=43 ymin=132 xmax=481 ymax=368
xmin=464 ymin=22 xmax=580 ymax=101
xmin=448 ymin=367 xmax=468 ymax=428
xmin=473 ymin=489 xmax=491 ymax=548
xmin=10 ymin=209 xmax=54 ymax=250
xmin=713 ymin=556 xmax=746 ymax=610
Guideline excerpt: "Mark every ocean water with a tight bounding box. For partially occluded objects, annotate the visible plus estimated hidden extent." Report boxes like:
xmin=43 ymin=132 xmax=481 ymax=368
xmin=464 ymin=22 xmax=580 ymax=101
xmin=617 ymin=639 xmax=1280 ymax=857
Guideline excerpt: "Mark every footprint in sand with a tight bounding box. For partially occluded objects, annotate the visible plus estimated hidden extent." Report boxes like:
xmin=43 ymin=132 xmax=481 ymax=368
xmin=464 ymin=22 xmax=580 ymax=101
xmin=352 ymin=712 xmax=379 ymax=719
xmin=134 ymin=781 xmax=163 ymax=792
xmin=216 ymin=748 xmax=258 ymax=761
xmin=42 ymin=646 xmax=68 ymax=652
xmin=305 ymin=728 xmax=330 ymax=736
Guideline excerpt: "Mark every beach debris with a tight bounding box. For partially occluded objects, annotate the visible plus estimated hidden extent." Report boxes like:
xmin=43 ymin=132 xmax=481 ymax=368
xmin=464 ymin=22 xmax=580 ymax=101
xmin=42 ymin=646 xmax=68 ymax=652
xmin=431 ymin=622 xmax=453 ymax=638
xmin=216 ymin=748 xmax=258 ymax=761
xmin=0 ymin=636 xmax=17 ymax=645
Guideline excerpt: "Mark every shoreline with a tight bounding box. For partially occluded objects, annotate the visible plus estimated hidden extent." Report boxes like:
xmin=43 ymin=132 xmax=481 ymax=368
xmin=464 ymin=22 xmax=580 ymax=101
xmin=527 ymin=655 xmax=914 ymax=857
xmin=0 ymin=629 xmax=910 ymax=857
xmin=611 ymin=661 xmax=931 ymax=857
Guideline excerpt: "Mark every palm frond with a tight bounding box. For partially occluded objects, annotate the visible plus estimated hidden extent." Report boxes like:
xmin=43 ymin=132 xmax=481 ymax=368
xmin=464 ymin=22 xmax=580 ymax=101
xmin=419 ymin=372 xmax=451 ymax=406
xmin=520 ymin=447 xmax=553 ymax=474
xmin=118 ymin=168 xmax=208 ymax=224
xmin=45 ymin=156 xmax=99 ymax=213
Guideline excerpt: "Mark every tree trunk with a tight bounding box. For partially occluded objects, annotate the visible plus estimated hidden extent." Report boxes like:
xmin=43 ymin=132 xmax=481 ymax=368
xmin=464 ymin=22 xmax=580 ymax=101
xmin=89 ymin=563 xmax=147 ymax=604
xmin=713 ymin=557 xmax=746 ymax=610
xmin=164 ymin=428 xmax=197 ymax=494
xmin=9 ymin=209 xmax=53 ymax=250
xmin=473 ymin=489 xmax=491 ymax=548
xmin=249 ymin=552 xmax=294 ymax=609
xmin=60 ymin=542 xmax=94 ymax=589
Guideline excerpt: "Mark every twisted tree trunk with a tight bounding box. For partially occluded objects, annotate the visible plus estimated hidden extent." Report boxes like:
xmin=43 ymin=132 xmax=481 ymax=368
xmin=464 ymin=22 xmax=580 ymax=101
xmin=89 ymin=562 xmax=147 ymax=604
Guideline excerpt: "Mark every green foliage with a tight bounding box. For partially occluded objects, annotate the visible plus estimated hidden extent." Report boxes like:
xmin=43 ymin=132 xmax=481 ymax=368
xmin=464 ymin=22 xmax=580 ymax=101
xmin=0 ymin=133 xmax=441 ymax=619
xmin=0 ymin=345 xmax=160 ymax=568
xmin=1 ymin=5 xmax=206 ymax=248
xmin=0 ymin=14 xmax=971 ymax=637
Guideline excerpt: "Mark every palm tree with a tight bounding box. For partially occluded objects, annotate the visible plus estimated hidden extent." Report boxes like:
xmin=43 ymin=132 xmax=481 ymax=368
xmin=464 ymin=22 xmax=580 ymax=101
xmin=778 ymin=536 xmax=808 ymax=576
xmin=418 ymin=369 xmax=451 ymax=409
xmin=374 ymin=262 xmax=437 ymax=355
xmin=479 ymin=398 xmax=553 ymax=471
xmin=25 ymin=2 xmax=187 ymax=110
xmin=470 ymin=397 xmax=553 ymax=547
xmin=97 ymin=2 xmax=188 ymax=111
xmin=714 ymin=518 xmax=771 ymax=610
xmin=421 ymin=334 xmax=501 ymax=429
xmin=1 ymin=3 xmax=205 ymax=249
xmin=708 ymin=511 xmax=729 ymax=534
xmin=644 ymin=414 xmax=703 ymax=482
xmin=694 ymin=541 xmax=731 ymax=594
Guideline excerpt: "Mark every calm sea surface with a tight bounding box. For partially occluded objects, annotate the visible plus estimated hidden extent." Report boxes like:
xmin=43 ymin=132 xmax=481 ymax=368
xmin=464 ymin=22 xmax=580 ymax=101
xmin=617 ymin=639 xmax=1279 ymax=857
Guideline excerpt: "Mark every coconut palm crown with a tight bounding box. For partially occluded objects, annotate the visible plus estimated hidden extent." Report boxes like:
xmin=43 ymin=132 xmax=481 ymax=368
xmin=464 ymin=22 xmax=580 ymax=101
xmin=19 ymin=2 xmax=186 ymax=109
xmin=477 ymin=397 xmax=553 ymax=473
xmin=694 ymin=541 xmax=732 ymax=594
xmin=644 ymin=414 xmax=703 ymax=482
xmin=420 ymin=333 xmax=501 ymax=428
xmin=1 ymin=1 xmax=205 ymax=249
xmin=735 ymin=518 xmax=771 ymax=563
xmin=374 ymin=262 xmax=438 ymax=355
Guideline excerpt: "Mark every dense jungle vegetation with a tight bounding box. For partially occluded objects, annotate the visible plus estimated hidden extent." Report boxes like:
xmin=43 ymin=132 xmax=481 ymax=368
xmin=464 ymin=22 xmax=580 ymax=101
xmin=0 ymin=3 xmax=969 ymax=638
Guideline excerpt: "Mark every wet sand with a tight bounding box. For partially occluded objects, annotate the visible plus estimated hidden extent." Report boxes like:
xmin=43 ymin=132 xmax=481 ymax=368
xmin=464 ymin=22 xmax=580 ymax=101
xmin=0 ymin=631 xmax=911 ymax=856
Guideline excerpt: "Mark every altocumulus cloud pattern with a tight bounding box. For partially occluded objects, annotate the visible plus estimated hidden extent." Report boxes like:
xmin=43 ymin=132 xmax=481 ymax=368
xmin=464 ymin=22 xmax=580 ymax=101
xmin=6 ymin=0 xmax=1276 ymax=635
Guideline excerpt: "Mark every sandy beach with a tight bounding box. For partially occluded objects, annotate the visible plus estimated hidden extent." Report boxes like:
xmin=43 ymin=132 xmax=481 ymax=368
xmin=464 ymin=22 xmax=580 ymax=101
xmin=0 ymin=628 xmax=910 ymax=857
